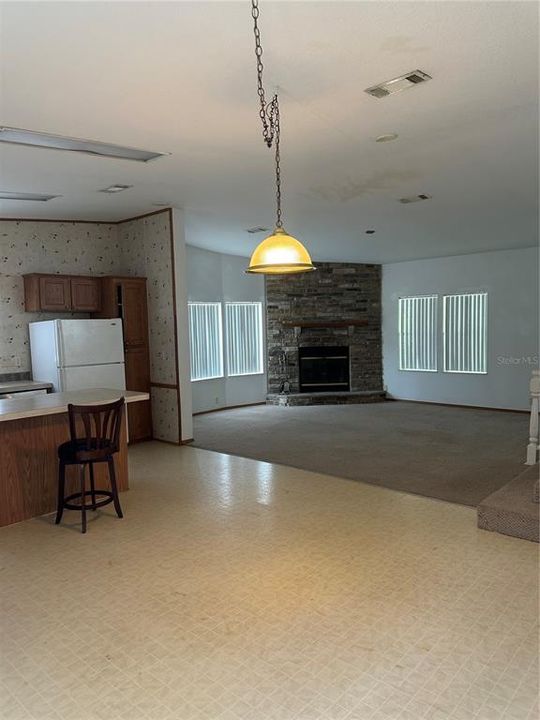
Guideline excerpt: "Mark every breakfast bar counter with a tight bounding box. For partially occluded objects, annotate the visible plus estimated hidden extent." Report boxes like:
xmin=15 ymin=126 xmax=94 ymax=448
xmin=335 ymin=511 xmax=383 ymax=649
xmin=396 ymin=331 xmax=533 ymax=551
xmin=0 ymin=389 xmax=149 ymax=527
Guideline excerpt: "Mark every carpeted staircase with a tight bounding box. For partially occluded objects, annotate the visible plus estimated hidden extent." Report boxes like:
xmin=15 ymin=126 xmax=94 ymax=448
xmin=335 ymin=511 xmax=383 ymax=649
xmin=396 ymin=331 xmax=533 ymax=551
xmin=477 ymin=464 xmax=539 ymax=543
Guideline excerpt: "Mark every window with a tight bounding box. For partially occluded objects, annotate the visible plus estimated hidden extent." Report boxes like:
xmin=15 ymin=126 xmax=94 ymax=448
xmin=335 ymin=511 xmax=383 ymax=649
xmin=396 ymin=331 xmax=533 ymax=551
xmin=399 ymin=295 xmax=438 ymax=371
xmin=188 ymin=303 xmax=224 ymax=381
xmin=225 ymin=302 xmax=264 ymax=376
xmin=443 ymin=292 xmax=487 ymax=373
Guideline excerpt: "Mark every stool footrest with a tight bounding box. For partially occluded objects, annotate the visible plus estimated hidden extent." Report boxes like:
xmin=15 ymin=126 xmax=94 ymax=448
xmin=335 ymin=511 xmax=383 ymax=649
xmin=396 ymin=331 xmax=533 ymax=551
xmin=63 ymin=490 xmax=114 ymax=512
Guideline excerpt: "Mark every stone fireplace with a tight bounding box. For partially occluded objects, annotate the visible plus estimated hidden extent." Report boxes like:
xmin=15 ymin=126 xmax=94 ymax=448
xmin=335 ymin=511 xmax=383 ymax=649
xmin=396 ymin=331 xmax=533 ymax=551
xmin=298 ymin=346 xmax=350 ymax=393
xmin=265 ymin=262 xmax=384 ymax=405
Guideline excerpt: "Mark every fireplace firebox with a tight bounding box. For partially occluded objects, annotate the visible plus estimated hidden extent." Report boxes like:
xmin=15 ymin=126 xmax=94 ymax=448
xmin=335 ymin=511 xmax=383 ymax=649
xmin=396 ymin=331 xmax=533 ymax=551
xmin=298 ymin=346 xmax=350 ymax=393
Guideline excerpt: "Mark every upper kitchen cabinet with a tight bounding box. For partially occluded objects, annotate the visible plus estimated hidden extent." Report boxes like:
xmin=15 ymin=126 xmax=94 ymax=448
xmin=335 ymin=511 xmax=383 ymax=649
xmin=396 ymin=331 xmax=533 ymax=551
xmin=96 ymin=277 xmax=148 ymax=343
xmin=24 ymin=274 xmax=101 ymax=312
xmin=70 ymin=276 xmax=102 ymax=312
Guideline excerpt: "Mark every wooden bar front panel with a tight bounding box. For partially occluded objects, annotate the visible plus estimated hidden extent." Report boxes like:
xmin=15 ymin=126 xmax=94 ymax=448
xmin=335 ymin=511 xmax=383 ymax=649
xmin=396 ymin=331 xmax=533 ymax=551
xmin=0 ymin=410 xmax=129 ymax=527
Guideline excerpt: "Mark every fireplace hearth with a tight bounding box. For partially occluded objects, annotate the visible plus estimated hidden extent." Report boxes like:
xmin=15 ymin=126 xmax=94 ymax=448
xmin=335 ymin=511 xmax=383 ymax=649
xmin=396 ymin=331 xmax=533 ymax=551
xmin=298 ymin=346 xmax=350 ymax=393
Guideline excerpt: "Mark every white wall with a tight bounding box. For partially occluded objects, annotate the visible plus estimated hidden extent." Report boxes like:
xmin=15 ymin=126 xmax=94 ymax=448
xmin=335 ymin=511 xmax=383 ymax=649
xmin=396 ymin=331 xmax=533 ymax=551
xmin=382 ymin=247 xmax=539 ymax=410
xmin=186 ymin=245 xmax=267 ymax=413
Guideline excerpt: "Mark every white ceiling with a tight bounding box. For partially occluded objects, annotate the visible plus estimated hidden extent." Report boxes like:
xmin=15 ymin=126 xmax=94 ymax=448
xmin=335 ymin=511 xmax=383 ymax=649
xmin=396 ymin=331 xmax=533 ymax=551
xmin=0 ymin=0 xmax=538 ymax=263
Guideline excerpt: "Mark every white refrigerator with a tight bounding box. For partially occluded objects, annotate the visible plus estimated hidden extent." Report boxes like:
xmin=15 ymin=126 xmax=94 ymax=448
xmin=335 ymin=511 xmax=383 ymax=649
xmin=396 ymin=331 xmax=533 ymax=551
xmin=29 ymin=319 xmax=126 ymax=392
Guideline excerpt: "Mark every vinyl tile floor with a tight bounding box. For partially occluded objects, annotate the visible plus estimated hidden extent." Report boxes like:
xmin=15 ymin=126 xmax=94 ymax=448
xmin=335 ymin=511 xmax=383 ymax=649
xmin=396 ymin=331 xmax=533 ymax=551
xmin=0 ymin=442 xmax=538 ymax=720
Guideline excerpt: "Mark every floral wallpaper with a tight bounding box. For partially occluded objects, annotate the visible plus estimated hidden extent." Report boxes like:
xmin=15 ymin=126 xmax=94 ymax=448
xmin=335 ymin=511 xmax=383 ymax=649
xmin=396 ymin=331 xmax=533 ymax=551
xmin=0 ymin=212 xmax=182 ymax=443
xmin=117 ymin=212 xmax=177 ymax=386
xmin=117 ymin=211 xmax=181 ymax=443
xmin=0 ymin=220 xmax=122 ymax=373
xmin=150 ymin=386 xmax=179 ymax=444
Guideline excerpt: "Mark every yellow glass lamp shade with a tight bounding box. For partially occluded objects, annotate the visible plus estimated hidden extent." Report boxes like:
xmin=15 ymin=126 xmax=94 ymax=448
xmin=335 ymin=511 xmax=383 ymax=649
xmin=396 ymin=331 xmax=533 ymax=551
xmin=246 ymin=227 xmax=316 ymax=274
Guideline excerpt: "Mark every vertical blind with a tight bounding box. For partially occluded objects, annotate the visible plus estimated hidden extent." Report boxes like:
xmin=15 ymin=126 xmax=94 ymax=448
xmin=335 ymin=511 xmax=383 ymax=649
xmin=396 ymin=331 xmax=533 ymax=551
xmin=443 ymin=292 xmax=487 ymax=373
xmin=188 ymin=303 xmax=224 ymax=381
xmin=399 ymin=295 xmax=438 ymax=371
xmin=225 ymin=302 xmax=264 ymax=376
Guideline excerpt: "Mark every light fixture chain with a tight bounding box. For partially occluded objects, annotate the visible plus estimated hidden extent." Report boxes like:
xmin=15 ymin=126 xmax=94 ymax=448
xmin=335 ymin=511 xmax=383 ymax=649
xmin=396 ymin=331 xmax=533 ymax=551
xmin=251 ymin=0 xmax=283 ymax=229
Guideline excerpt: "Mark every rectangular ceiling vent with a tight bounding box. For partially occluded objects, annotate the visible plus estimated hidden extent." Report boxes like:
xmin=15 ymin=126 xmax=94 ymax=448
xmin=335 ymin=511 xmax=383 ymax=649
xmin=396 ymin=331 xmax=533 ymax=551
xmin=399 ymin=194 xmax=432 ymax=204
xmin=246 ymin=226 xmax=269 ymax=234
xmin=365 ymin=70 xmax=431 ymax=98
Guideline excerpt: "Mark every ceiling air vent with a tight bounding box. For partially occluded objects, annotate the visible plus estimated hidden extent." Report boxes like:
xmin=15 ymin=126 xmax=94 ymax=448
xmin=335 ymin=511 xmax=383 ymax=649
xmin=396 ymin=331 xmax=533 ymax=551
xmin=399 ymin=194 xmax=432 ymax=204
xmin=365 ymin=70 xmax=431 ymax=98
xmin=246 ymin=226 xmax=269 ymax=234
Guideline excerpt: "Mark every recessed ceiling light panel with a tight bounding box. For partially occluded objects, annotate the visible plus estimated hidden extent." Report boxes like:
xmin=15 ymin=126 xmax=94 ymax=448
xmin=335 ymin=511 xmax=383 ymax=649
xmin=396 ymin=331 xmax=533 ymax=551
xmin=0 ymin=127 xmax=169 ymax=162
xmin=100 ymin=184 xmax=133 ymax=193
xmin=399 ymin=193 xmax=432 ymax=204
xmin=0 ymin=190 xmax=60 ymax=201
xmin=365 ymin=70 xmax=431 ymax=99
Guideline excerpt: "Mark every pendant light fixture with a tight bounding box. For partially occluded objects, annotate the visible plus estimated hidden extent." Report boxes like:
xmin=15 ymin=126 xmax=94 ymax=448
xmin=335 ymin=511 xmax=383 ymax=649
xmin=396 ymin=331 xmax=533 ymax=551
xmin=246 ymin=0 xmax=315 ymax=274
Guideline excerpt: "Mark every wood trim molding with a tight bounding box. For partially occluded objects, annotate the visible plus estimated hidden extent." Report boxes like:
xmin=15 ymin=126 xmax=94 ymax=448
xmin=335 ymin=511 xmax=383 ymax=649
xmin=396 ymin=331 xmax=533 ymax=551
xmin=0 ymin=217 xmax=118 ymax=225
xmin=0 ymin=207 xmax=173 ymax=226
xmin=167 ymin=208 xmax=183 ymax=443
xmin=193 ymin=401 xmax=266 ymax=416
xmin=117 ymin=207 xmax=172 ymax=224
xmin=395 ymin=398 xmax=529 ymax=414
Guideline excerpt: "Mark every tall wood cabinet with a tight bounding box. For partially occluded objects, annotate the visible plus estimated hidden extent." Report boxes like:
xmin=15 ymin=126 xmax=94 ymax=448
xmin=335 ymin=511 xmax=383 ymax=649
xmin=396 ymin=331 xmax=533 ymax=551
xmin=94 ymin=277 xmax=152 ymax=442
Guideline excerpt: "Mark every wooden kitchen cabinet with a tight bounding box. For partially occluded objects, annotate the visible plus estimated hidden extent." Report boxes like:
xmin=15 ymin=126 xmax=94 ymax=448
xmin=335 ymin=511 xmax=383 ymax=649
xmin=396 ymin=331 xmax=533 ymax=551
xmin=124 ymin=346 xmax=152 ymax=441
xmin=122 ymin=280 xmax=149 ymax=348
xmin=23 ymin=273 xmax=151 ymax=442
xmin=94 ymin=277 xmax=152 ymax=442
xmin=70 ymin=276 xmax=101 ymax=312
xmin=24 ymin=274 xmax=101 ymax=312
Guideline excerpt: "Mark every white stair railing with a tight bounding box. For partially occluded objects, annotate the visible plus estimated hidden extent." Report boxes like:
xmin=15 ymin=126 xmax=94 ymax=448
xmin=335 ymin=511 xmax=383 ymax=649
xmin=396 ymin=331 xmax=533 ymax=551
xmin=526 ymin=369 xmax=540 ymax=465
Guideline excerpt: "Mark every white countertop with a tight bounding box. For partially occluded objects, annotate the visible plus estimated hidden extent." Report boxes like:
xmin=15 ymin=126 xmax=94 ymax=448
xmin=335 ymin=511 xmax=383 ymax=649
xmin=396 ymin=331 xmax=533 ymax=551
xmin=0 ymin=380 xmax=53 ymax=394
xmin=0 ymin=388 xmax=149 ymax=423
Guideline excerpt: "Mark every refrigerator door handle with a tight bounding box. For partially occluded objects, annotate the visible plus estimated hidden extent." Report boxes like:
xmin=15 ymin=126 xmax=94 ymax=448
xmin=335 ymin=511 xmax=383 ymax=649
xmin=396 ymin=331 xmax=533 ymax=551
xmin=56 ymin=320 xmax=65 ymax=369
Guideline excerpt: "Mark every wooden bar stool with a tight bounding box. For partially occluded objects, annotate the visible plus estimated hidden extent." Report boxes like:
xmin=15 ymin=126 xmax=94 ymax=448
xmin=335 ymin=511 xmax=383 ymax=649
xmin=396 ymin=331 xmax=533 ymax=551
xmin=56 ymin=397 xmax=125 ymax=534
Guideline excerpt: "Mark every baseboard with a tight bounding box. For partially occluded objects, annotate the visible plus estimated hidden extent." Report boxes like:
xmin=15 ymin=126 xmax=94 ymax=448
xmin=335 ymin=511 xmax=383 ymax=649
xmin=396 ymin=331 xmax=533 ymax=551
xmin=193 ymin=401 xmax=266 ymax=416
xmin=147 ymin=437 xmax=194 ymax=446
xmin=393 ymin=398 xmax=529 ymax=414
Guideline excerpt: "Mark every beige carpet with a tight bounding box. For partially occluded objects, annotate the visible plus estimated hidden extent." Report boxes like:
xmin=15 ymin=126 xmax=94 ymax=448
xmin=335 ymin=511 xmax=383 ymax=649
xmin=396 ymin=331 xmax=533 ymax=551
xmin=192 ymin=401 xmax=528 ymax=506
xmin=478 ymin=463 xmax=539 ymax=542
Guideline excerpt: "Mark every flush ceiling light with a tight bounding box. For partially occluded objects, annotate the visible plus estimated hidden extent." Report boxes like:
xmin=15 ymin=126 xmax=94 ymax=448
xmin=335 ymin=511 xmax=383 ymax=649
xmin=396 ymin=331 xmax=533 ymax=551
xmin=100 ymin=184 xmax=133 ymax=193
xmin=365 ymin=70 xmax=431 ymax=98
xmin=375 ymin=133 xmax=398 ymax=143
xmin=0 ymin=127 xmax=168 ymax=162
xmin=0 ymin=190 xmax=60 ymax=201
xmin=246 ymin=0 xmax=315 ymax=275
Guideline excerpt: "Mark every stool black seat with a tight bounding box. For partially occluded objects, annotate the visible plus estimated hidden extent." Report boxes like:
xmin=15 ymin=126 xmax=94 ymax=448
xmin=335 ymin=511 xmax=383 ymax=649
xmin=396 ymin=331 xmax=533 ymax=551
xmin=56 ymin=397 xmax=125 ymax=534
